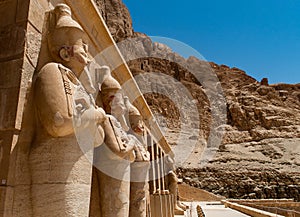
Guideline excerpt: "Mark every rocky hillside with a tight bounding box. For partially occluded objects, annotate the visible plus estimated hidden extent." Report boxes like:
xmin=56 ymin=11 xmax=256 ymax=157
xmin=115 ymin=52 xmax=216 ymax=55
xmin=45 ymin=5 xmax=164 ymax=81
xmin=94 ymin=0 xmax=134 ymax=42
xmin=94 ymin=0 xmax=300 ymax=201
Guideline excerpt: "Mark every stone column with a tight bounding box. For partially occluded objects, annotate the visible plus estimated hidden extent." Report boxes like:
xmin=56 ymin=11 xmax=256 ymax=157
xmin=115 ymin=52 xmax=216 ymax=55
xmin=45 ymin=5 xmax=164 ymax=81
xmin=94 ymin=144 xmax=131 ymax=217
xmin=30 ymin=137 xmax=93 ymax=217
xmin=129 ymin=161 xmax=151 ymax=217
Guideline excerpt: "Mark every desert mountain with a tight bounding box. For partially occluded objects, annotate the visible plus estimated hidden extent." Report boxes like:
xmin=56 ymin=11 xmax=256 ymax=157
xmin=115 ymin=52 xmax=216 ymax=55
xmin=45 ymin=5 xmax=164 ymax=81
xmin=94 ymin=0 xmax=300 ymax=201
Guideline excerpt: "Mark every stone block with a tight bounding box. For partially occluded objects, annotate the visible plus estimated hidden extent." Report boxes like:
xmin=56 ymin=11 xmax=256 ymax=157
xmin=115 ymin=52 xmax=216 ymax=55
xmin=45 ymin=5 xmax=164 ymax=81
xmin=7 ymin=136 xmax=32 ymax=186
xmin=0 ymin=58 xmax=23 ymax=88
xmin=0 ymin=87 xmax=20 ymax=130
xmin=25 ymin=24 xmax=42 ymax=67
xmin=31 ymin=183 xmax=91 ymax=217
xmin=21 ymin=57 xmax=34 ymax=89
xmin=28 ymin=0 xmax=53 ymax=33
xmin=11 ymin=185 xmax=32 ymax=217
xmin=1 ymin=186 xmax=27 ymax=216
xmin=0 ymin=187 xmax=6 ymax=213
xmin=0 ymin=0 xmax=17 ymax=27
xmin=16 ymin=0 xmax=30 ymax=23
xmin=0 ymin=186 xmax=14 ymax=217
xmin=0 ymin=24 xmax=26 ymax=60
xmin=14 ymin=57 xmax=35 ymax=130
xmin=0 ymin=130 xmax=14 ymax=186
xmin=30 ymin=139 xmax=93 ymax=185
xmin=5 ymin=186 xmax=14 ymax=216
xmin=0 ymin=58 xmax=24 ymax=130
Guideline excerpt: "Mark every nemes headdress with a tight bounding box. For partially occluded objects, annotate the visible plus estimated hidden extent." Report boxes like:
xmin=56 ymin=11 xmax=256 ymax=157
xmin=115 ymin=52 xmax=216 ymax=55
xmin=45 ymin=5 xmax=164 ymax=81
xmin=54 ymin=4 xmax=83 ymax=31
xmin=47 ymin=4 xmax=85 ymax=61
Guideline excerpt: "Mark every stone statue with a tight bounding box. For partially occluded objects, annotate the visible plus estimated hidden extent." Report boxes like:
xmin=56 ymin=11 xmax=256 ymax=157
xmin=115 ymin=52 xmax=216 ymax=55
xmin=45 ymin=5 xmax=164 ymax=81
xmin=124 ymin=96 xmax=151 ymax=217
xmin=30 ymin=4 xmax=106 ymax=217
xmin=31 ymin=4 xmax=153 ymax=217
xmin=89 ymin=111 xmax=136 ymax=216
xmin=165 ymin=156 xmax=188 ymax=214
xmin=92 ymin=65 xmax=151 ymax=217
xmin=124 ymin=96 xmax=144 ymax=135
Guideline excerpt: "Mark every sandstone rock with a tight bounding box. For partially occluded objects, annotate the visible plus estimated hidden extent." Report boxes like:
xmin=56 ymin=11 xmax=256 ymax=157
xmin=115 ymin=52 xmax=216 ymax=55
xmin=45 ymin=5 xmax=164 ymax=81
xmin=94 ymin=0 xmax=134 ymax=42
xmin=93 ymin=0 xmax=300 ymax=202
xmin=260 ymin=77 xmax=269 ymax=86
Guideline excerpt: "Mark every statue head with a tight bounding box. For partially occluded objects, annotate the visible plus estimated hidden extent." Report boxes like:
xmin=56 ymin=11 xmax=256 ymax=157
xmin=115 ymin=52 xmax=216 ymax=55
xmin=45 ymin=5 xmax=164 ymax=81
xmin=165 ymin=155 xmax=176 ymax=172
xmin=100 ymin=67 xmax=123 ymax=114
xmin=124 ymin=96 xmax=144 ymax=134
xmin=48 ymin=4 xmax=91 ymax=77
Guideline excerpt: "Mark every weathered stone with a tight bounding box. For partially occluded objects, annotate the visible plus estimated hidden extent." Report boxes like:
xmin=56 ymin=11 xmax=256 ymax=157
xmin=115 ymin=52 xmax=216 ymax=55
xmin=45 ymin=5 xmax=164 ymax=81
xmin=0 ymin=131 xmax=14 ymax=184
xmin=177 ymin=138 xmax=300 ymax=201
xmin=25 ymin=23 xmax=42 ymax=66
xmin=28 ymin=0 xmax=49 ymax=32
xmin=0 ymin=87 xmax=20 ymax=130
xmin=0 ymin=58 xmax=23 ymax=88
xmin=16 ymin=0 xmax=30 ymax=23
xmin=0 ymin=25 xmax=26 ymax=60
xmin=10 ymin=185 xmax=32 ymax=217
xmin=260 ymin=77 xmax=269 ymax=86
xmin=0 ymin=0 xmax=18 ymax=27
xmin=129 ymin=162 xmax=150 ymax=217
xmin=94 ymin=0 xmax=134 ymax=42
xmin=1 ymin=1 xmax=172 ymax=217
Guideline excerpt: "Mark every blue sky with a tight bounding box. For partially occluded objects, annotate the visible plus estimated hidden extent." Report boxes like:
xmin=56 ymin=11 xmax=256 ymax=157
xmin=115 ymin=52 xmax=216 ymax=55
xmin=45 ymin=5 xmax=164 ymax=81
xmin=122 ymin=0 xmax=300 ymax=84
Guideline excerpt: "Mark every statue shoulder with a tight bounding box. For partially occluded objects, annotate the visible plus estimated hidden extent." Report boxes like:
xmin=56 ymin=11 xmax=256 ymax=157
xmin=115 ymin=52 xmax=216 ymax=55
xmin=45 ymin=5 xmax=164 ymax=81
xmin=35 ymin=63 xmax=73 ymax=93
xmin=39 ymin=62 xmax=59 ymax=73
xmin=34 ymin=63 xmax=66 ymax=97
xmin=37 ymin=63 xmax=70 ymax=78
xmin=34 ymin=62 xmax=74 ymax=137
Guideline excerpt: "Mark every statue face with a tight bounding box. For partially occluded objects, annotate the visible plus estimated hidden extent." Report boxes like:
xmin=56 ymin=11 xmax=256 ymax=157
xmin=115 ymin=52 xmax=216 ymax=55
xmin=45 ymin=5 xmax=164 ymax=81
xmin=73 ymin=40 xmax=89 ymax=64
xmin=66 ymin=39 xmax=90 ymax=76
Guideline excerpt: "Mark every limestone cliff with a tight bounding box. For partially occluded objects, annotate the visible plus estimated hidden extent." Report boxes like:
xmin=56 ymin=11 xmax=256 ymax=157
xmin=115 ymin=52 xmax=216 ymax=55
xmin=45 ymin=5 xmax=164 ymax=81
xmin=94 ymin=0 xmax=300 ymax=201
xmin=94 ymin=0 xmax=134 ymax=42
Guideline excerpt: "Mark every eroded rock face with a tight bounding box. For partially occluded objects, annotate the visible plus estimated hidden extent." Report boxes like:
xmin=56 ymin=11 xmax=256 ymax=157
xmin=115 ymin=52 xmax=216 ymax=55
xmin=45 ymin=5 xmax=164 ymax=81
xmin=215 ymin=63 xmax=300 ymax=144
xmin=125 ymin=48 xmax=300 ymax=143
xmin=94 ymin=0 xmax=300 ymax=201
xmin=177 ymin=138 xmax=300 ymax=201
xmin=94 ymin=0 xmax=134 ymax=42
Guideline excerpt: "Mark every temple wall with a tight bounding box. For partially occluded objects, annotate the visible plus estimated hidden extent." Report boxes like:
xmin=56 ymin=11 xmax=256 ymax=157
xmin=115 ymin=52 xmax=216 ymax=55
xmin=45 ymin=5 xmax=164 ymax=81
xmin=0 ymin=0 xmax=54 ymax=215
xmin=0 ymin=0 xmax=29 ymax=215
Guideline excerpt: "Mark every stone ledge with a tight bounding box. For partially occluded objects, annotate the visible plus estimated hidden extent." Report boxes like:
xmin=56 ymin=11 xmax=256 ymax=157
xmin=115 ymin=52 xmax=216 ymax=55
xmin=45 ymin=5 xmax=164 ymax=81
xmin=222 ymin=200 xmax=285 ymax=217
